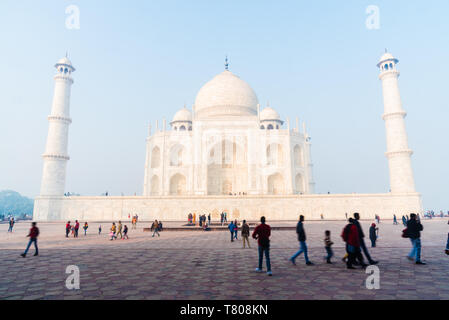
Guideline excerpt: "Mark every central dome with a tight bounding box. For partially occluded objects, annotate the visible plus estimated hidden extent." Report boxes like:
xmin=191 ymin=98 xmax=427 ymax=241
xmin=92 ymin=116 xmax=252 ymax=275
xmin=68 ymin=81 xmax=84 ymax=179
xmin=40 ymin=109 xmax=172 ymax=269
xmin=194 ymin=70 xmax=259 ymax=118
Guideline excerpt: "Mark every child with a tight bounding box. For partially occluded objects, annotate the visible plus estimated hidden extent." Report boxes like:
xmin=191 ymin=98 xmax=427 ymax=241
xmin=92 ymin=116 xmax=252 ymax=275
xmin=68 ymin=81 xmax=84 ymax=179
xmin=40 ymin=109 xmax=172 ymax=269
xmin=324 ymin=230 xmax=334 ymax=264
xmin=123 ymin=225 xmax=129 ymax=240
xmin=369 ymin=223 xmax=378 ymax=247
xmin=83 ymin=222 xmax=88 ymax=236
xmin=110 ymin=222 xmax=117 ymax=240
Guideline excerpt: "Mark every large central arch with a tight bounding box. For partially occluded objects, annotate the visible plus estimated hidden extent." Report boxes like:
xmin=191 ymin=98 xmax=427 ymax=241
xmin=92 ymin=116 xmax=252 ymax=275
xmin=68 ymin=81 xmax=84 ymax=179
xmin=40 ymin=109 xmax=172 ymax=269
xmin=207 ymin=139 xmax=248 ymax=195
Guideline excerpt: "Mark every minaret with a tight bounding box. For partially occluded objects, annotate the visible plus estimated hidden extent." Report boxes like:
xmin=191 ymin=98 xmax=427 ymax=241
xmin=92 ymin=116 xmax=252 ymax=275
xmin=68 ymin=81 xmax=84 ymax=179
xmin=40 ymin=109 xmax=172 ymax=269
xmin=39 ymin=56 xmax=75 ymax=196
xmin=378 ymin=52 xmax=415 ymax=193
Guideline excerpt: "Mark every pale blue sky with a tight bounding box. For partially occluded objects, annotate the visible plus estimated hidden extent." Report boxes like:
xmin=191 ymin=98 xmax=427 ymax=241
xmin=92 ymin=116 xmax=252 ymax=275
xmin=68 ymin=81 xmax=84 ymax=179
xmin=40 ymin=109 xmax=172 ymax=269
xmin=0 ymin=1 xmax=447 ymax=210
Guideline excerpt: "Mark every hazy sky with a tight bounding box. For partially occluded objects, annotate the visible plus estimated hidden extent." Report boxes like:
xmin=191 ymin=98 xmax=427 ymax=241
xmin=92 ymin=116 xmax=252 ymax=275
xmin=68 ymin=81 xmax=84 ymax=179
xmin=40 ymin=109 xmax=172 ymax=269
xmin=0 ymin=0 xmax=447 ymax=210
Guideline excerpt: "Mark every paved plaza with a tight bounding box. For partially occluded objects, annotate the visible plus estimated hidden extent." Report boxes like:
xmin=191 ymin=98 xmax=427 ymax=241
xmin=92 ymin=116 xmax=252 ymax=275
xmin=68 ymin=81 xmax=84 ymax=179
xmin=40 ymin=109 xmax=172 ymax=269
xmin=0 ymin=219 xmax=448 ymax=300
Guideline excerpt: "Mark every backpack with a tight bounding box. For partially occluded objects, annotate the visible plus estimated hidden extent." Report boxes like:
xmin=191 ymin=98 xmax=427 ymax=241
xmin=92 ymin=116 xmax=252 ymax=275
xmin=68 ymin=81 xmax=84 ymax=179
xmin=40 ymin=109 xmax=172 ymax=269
xmin=402 ymin=228 xmax=409 ymax=238
xmin=342 ymin=224 xmax=351 ymax=242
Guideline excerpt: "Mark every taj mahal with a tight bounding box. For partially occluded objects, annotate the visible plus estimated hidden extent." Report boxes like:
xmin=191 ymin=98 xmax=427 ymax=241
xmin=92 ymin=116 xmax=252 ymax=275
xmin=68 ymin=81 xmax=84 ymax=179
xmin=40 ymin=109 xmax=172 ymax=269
xmin=33 ymin=53 xmax=422 ymax=222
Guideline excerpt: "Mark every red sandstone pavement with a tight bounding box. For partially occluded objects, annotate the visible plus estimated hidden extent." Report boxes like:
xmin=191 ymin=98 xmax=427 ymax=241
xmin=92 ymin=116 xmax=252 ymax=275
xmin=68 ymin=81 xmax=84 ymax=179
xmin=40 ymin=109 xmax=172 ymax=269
xmin=0 ymin=219 xmax=448 ymax=300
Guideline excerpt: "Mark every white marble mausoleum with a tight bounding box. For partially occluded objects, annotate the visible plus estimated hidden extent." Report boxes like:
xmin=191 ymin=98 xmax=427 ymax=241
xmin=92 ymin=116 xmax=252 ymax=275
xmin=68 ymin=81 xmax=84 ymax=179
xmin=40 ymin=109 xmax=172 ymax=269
xmin=33 ymin=53 xmax=422 ymax=221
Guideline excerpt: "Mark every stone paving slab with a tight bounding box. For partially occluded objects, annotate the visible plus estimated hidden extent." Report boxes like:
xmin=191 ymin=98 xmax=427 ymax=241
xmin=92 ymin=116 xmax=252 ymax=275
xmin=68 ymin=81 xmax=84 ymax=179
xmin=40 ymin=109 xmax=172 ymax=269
xmin=0 ymin=219 xmax=448 ymax=300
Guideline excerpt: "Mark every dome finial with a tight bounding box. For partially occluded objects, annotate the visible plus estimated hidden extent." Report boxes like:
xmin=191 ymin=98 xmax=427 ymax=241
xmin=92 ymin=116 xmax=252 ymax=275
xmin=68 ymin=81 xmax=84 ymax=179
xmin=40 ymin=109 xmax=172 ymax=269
xmin=224 ymin=55 xmax=229 ymax=71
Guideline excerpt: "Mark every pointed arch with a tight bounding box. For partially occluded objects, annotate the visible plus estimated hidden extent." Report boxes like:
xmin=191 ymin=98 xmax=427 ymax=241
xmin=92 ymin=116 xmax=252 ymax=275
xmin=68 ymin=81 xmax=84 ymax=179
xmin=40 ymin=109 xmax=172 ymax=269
xmin=151 ymin=146 xmax=160 ymax=168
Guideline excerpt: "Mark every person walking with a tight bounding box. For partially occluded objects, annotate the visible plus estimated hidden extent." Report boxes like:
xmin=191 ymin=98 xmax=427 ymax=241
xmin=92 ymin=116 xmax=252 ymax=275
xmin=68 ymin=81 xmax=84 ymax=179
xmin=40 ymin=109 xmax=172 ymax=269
xmin=402 ymin=215 xmax=407 ymax=226
xmin=208 ymin=213 xmax=211 ymax=226
xmin=193 ymin=213 xmax=196 ymax=225
xmin=252 ymin=216 xmax=272 ymax=276
xmin=353 ymin=213 xmax=378 ymax=265
xmin=152 ymin=220 xmax=160 ymax=237
xmin=289 ymin=215 xmax=313 ymax=265
xmin=8 ymin=217 xmax=15 ymax=233
xmin=21 ymin=222 xmax=39 ymax=257
xmin=341 ymin=218 xmax=367 ymax=269
xmin=110 ymin=222 xmax=117 ymax=240
xmin=233 ymin=220 xmax=239 ymax=240
xmin=99 ymin=225 xmax=102 ymax=235
xmin=65 ymin=221 xmax=71 ymax=238
xmin=406 ymin=213 xmax=426 ymax=264
xmin=369 ymin=223 xmax=378 ymax=247
xmin=324 ymin=230 xmax=334 ymax=264
xmin=224 ymin=211 xmax=227 ymax=223
xmin=445 ymin=221 xmax=449 ymax=255
xmin=228 ymin=220 xmax=235 ymax=242
xmin=220 ymin=212 xmax=224 ymax=226
xmin=393 ymin=214 xmax=398 ymax=225
xmin=116 ymin=221 xmax=123 ymax=239
xmin=83 ymin=222 xmax=88 ymax=236
xmin=241 ymin=220 xmax=251 ymax=249
xmin=123 ymin=225 xmax=129 ymax=240
xmin=74 ymin=220 xmax=80 ymax=238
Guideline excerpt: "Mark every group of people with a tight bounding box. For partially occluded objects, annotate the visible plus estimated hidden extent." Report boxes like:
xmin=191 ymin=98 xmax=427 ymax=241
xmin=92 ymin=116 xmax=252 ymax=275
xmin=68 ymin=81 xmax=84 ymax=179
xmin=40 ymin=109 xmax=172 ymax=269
xmin=65 ymin=220 xmax=82 ymax=237
xmin=110 ymin=221 xmax=129 ymax=240
xmin=150 ymin=220 xmax=163 ymax=237
xmin=251 ymin=212 xmax=438 ymax=276
xmin=186 ymin=212 xmax=213 ymax=228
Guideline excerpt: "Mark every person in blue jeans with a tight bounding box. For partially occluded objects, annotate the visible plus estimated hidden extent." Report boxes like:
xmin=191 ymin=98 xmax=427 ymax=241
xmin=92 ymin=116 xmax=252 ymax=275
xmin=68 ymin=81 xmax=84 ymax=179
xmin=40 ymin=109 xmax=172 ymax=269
xmin=21 ymin=222 xmax=39 ymax=258
xmin=252 ymin=216 xmax=272 ymax=276
xmin=445 ymin=220 xmax=449 ymax=255
xmin=406 ymin=213 xmax=426 ymax=264
xmin=228 ymin=221 xmax=235 ymax=242
xmin=289 ymin=215 xmax=314 ymax=265
xmin=233 ymin=220 xmax=238 ymax=240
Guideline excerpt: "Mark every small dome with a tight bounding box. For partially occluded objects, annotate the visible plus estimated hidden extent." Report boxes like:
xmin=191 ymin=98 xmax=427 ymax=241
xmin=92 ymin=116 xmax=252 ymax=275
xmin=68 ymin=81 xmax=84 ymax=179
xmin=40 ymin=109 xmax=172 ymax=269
xmin=194 ymin=70 xmax=259 ymax=118
xmin=377 ymin=52 xmax=399 ymax=67
xmin=55 ymin=56 xmax=75 ymax=71
xmin=57 ymin=57 xmax=72 ymax=66
xmin=260 ymin=107 xmax=281 ymax=121
xmin=172 ymin=107 xmax=192 ymax=123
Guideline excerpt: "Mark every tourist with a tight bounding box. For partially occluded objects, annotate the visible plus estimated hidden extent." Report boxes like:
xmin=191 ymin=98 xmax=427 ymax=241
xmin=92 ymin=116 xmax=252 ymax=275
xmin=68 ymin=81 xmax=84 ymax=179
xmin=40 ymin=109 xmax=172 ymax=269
xmin=193 ymin=213 xmax=196 ymax=225
xmin=402 ymin=215 xmax=407 ymax=226
xmin=152 ymin=220 xmax=160 ymax=237
xmin=71 ymin=224 xmax=75 ymax=237
xmin=74 ymin=220 xmax=79 ymax=238
xmin=83 ymin=222 xmax=88 ymax=236
xmin=445 ymin=220 xmax=449 ymax=255
xmin=123 ymin=225 xmax=129 ymax=239
xmin=353 ymin=213 xmax=378 ymax=265
xmin=341 ymin=218 xmax=367 ymax=269
xmin=158 ymin=221 xmax=163 ymax=231
xmin=252 ymin=216 xmax=272 ymax=276
xmin=393 ymin=214 xmax=398 ymax=225
xmin=116 ymin=221 xmax=123 ymax=239
xmin=369 ymin=223 xmax=378 ymax=247
xmin=233 ymin=220 xmax=239 ymax=240
xmin=110 ymin=222 xmax=117 ymax=240
xmin=228 ymin=221 xmax=235 ymax=242
xmin=220 ymin=212 xmax=224 ymax=226
xmin=324 ymin=230 xmax=333 ymax=264
xmin=8 ymin=217 xmax=15 ymax=233
xmin=345 ymin=213 xmax=348 ymax=219
xmin=208 ymin=213 xmax=211 ymax=225
xmin=99 ymin=225 xmax=102 ymax=235
xmin=406 ymin=213 xmax=426 ymax=264
xmin=224 ymin=211 xmax=227 ymax=223
xmin=241 ymin=220 xmax=251 ymax=249
xmin=289 ymin=215 xmax=313 ymax=265
xmin=320 ymin=214 xmax=324 ymax=220
xmin=21 ymin=222 xmax=39 ymax=258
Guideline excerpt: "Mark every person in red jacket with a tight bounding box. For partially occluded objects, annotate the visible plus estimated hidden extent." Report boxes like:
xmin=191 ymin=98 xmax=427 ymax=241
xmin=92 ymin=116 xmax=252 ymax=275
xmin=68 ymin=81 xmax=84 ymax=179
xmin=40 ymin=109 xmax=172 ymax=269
xmin=21 ymin=222 xmax=39 ymax=258
xmin=341 ymin=218 xmax=367 ymax=269
xmin=65 ymin=221 xmax=71 ymax=238
xmin=252 ymin=216 xmax=272 ymax=276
